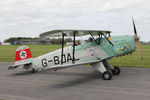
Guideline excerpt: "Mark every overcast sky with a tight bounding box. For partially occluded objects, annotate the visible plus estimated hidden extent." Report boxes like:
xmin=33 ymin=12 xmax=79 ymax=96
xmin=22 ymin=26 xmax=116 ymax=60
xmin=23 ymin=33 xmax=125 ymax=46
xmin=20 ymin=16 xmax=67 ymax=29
xmin=0 ymin=0 xmax=150 ymax=42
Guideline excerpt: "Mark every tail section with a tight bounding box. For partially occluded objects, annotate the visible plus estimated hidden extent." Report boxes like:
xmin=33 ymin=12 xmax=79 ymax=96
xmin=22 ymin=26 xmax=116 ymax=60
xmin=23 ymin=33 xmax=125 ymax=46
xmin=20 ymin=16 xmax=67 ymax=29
xmin=8 ymin=46 xmax=33 ymax=70
xmin=15 ymin=46 xmax=33 ymax=65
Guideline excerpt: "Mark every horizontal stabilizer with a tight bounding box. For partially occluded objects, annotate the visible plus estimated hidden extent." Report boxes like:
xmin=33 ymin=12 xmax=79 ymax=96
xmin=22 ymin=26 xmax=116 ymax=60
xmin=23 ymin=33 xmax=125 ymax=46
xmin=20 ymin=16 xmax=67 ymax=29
xmin=8 ymin=63 xmax=32 ymax=70
xmin=8 ymin=65 xmax=20 ymax=70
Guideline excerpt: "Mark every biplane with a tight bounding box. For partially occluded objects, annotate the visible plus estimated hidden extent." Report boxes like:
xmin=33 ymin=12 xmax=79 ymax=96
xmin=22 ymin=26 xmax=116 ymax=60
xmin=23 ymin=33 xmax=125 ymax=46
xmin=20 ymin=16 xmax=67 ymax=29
xmin=8 ymin=19 xmax=142 ymax=80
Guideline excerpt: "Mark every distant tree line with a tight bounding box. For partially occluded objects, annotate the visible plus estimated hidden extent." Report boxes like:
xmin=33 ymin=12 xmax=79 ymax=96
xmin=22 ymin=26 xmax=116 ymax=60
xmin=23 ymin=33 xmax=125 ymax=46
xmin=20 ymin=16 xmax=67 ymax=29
xmin=140 ymin=41 xmax=150 ymax=45
xmin=4 ymin=37 xmax=39 ymax=45
xmin=4 ymin=37 xmax=72 ymax=45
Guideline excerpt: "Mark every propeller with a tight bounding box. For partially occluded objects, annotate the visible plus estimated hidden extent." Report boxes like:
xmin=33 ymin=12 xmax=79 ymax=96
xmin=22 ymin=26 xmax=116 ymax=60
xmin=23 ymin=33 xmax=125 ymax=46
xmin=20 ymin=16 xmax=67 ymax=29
xmin=132 ymin=18 xmax=143 ymax=60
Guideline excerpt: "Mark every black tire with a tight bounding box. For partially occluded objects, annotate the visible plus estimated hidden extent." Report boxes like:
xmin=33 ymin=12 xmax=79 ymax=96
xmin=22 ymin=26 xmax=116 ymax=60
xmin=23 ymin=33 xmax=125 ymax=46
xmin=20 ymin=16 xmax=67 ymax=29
xmin=32 ymin=68 xmax=36 ymax=73
xmin=112 ymin=66 xmax=120 ymax=75
xmin=102 ymin=71 xmax=112 ymax=80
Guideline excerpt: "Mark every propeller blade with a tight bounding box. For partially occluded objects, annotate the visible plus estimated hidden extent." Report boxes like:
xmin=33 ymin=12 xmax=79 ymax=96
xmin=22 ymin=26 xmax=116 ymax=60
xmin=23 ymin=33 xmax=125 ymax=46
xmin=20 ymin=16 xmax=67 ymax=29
xmin=132 ymin=18 xmax=143 ymax=60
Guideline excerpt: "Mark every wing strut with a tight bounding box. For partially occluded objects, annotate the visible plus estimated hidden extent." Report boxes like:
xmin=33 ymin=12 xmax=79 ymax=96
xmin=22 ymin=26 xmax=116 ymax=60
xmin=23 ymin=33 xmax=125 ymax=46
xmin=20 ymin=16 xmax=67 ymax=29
xmin=102 ymin=33 xmax=114 ymax=46
xmin=90 ymin=32 xmax=100 ymax=45
xmin=61 ymin=32 xmax=66 ymax=65
xmin=72 ymin=31 xmax=77 ymax=63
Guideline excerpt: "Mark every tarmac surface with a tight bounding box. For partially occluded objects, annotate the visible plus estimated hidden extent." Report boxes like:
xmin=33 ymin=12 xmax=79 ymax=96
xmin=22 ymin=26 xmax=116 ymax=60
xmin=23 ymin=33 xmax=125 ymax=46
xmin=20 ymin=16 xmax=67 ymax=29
xmin=0 ymin=62 xmax=150 ymax=100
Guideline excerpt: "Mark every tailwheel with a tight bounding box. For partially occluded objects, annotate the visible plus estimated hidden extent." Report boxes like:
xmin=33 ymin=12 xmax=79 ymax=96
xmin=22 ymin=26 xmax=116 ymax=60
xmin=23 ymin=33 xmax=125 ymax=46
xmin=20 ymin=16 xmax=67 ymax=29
xmin=112 ymin=66 xmax=120 ymax=75
xmin=102 ymin=71 xmax=112 ymax=80
xmin=31 ymin=68 xmax=37 ymax=73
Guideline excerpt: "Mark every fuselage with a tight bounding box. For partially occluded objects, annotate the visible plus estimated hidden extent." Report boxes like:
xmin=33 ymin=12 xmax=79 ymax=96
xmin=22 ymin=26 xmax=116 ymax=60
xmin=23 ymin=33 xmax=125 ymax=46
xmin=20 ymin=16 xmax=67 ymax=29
xmin=111 ymin=35 xmax=136 ymax=57
xmin=32 ymin=35 xmax=136 ymax=70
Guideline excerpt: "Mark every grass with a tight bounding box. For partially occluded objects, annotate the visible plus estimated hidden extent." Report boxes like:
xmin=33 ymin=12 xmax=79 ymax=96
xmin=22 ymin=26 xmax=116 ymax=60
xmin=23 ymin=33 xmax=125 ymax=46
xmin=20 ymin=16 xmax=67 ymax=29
xmin=0 ymin=45 xmax=62 ymax=62
xmin=0 ymin=45 xmax=150 ymax=68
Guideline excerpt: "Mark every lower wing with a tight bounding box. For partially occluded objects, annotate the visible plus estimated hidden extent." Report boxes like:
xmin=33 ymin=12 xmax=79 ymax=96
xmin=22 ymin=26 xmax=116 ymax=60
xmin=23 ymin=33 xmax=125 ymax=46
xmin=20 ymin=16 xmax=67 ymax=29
xmin=45 ymin=60 xmax=101 ymax=70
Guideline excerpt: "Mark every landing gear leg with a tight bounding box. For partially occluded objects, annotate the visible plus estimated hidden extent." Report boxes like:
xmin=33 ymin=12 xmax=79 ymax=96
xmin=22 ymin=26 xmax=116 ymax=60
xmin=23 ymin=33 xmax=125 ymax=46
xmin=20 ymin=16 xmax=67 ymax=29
xmin=102 ymin=60 xmax=121 ymax=75
xmin=91 ymin=62 xmax=112 ymax=80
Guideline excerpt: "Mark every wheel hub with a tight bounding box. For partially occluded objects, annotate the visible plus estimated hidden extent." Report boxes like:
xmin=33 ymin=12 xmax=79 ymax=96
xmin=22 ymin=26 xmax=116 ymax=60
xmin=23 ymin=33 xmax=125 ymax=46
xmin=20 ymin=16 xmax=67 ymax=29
xmin=104 ymin=74 xmax=109 ymax=79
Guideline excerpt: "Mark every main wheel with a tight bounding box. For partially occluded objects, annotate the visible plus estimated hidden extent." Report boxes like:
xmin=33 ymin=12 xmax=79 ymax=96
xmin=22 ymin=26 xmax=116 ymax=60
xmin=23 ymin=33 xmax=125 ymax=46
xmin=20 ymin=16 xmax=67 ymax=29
xmin=102 ymin=71 xmax=112 ymax=80
xmin=112 ymin=66 xmax=120 ymax=75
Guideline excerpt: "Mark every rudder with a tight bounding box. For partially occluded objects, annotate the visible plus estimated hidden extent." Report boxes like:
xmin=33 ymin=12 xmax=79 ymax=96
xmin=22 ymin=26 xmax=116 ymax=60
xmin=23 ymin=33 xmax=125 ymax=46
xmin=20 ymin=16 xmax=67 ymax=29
xmin=15 ymin=46 xmax=33 ymax=66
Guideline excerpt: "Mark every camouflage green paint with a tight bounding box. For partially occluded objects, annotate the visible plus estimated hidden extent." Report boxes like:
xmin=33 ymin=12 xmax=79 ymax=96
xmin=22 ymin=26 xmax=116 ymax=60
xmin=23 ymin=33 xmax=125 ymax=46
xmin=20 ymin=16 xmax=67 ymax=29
xmin=111 ymin=35 xmax=136 ymax=57
xmin=75 ymin=35 xmax=136 ymax=61
xmin=99 ymin=38 xmax=114 ymax=58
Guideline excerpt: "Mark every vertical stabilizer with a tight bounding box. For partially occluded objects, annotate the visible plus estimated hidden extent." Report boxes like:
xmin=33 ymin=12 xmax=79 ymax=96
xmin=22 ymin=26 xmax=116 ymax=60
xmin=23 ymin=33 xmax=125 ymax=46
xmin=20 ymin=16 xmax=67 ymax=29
xmin=15 ymin=46 xmax=33 ymax=65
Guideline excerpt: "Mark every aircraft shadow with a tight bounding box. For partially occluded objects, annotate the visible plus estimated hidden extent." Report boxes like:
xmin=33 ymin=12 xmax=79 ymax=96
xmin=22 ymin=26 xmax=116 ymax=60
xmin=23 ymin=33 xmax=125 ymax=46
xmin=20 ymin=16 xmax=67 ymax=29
xmin=10 ymin=69 xmax=57 ymax=76
xmin=10 ymin=69 xmax=103 ymax=88
xmin=47 ymin=71 xmax=101 ymax=88
xmin=10 ymin=71 xmax=34 ymax=76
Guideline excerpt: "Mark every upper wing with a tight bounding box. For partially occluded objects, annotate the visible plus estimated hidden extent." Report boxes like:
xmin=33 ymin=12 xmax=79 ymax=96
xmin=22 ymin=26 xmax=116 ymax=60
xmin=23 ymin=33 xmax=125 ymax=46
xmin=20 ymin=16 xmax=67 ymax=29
xmin=39 ymin=30 xmax=111 ymax=37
